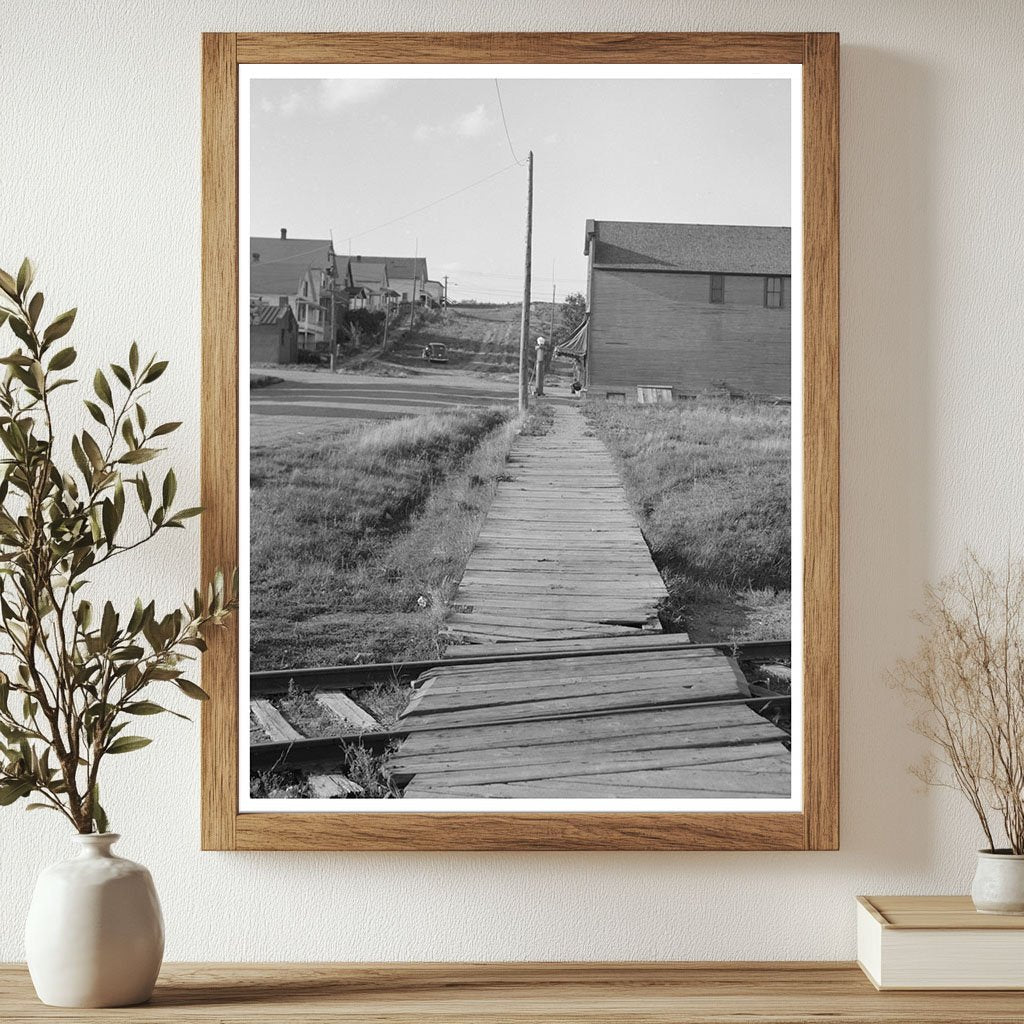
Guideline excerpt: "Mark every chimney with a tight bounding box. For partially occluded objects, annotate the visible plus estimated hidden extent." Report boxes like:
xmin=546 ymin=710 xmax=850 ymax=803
xmin=280 ymin=228 xmax=287 ymax=240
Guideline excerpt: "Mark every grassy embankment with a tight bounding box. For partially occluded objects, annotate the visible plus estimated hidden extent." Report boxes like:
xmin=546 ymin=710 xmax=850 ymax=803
xmin=250 ymin=405 xmax=552 ymax=670
xmin=583 ymin=398 xmax=791 ymax=643
xmin=249 ymin=401 xmax=553 ymax=798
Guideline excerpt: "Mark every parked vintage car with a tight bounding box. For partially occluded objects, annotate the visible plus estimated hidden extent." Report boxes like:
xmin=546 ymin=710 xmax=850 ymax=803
xmin=422 ymin=342 xmax=449 ymax=363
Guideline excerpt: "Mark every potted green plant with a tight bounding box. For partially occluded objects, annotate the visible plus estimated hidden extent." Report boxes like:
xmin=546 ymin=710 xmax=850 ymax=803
xmin=0 ymin=260 xmax=235 ymax=1006
xmin=896 ymin=552 xmax=1024 ymax=913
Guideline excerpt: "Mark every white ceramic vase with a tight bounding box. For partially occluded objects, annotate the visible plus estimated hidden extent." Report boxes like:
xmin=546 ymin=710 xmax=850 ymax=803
xmin=971 ymin=850 xmax=1024 ymax=915
xmin=25 ymin=833 xmax=164 ymax=1007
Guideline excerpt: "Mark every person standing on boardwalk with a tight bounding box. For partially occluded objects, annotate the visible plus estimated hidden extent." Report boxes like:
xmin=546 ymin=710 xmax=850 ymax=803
xmin=533 ymin=336 xmax=546 ymax=396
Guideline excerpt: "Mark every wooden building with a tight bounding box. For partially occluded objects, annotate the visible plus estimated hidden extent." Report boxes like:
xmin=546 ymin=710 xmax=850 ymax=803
xmin=249 ymin=231 xmax=344 ymax=350
xmin=347 ymin=256 xmax=392 ymax=311
xmin=249 ymin=301 xmax=298 ymax=364
xmin=357 ymin=256 xmax=429 ymax=307
xmin=578 ymin=220 xmax=791 ymax=399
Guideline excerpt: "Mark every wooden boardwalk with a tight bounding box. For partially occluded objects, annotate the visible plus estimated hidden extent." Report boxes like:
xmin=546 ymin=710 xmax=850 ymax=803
xmin=387 ymin=406 xmax=790 ymax=800
xmin=394 ymin=639 xmax=790 ymax=798
xmin=443 ymin=405 xmax=671 ymax=644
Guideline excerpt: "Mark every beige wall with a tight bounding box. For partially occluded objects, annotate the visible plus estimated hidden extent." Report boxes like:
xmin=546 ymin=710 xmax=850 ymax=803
xmin=2 ymin=0 xmax=1022 ymax=962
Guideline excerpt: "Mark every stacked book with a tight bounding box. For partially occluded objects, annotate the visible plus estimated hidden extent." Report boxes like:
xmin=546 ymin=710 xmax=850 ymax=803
xmin=857 ymin=895 xmax=1024 ymax=989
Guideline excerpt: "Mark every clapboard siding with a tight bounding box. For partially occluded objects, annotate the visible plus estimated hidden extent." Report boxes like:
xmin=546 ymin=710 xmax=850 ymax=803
xmin=589 ymin=270 xmax=791 ymax=397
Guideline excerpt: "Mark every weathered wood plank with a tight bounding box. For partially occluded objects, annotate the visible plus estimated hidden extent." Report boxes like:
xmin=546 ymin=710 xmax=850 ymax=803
xmin=250 ymin=699 xmax=302 ymax=743
xmin=397 ymin=703 xmax=781 ymax=756
xmin=422 ymin=648 xmax=724 ymax=681
xmin=404 ymin=777 xmax=786 ymax=799
xmin=393 ymin=735 xmax=788 ymax=775
xmin=442 ymin=634 xmax=695 ymax=658
xmin=451 ymin=607 xmax=658 ymax=627
xmin=397 ymin=686 xmax=749 ymax=732
xmin=418 ymin=662 xmax=737 ymax=697
xmin=444 ymin=621 xmax=643 ymax=641
xmin=308 ymin=773 xmax=364 ymax=797
xmin=400 ymin=753 xmax=790 ymax=791
xmin=316 ymin=691 xmax=380 ymax=732
xmin=453 ymin=591 xmax=660 ymax=608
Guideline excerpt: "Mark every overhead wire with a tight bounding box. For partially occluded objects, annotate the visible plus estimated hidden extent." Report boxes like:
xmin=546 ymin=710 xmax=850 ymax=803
xmin=494 ymin=80 xmax=524 ymax=166
xmin=334 ymin=162 xmax=519 ymax=248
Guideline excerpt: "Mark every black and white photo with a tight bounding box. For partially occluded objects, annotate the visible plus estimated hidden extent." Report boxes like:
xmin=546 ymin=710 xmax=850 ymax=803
xmin=241 ymin=65 xmax=801 ymax=810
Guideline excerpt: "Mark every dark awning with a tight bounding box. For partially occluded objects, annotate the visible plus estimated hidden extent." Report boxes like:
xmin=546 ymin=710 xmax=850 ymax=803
xmin=553 ymin=314 xmax=589 ymax=358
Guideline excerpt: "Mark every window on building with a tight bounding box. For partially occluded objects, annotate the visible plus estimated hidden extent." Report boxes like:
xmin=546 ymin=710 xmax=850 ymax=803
xmin=296 ymin=302 xmax=306 ymax=321
xmin=765 ymin=277 xmax=785 ymax=309
xmin=278 ymin=296 xmax=289 ymax=307
xmin=709 ymin=274 xmax=725 ymax=304
xmin=301 ymin=280 xmax=309 ymax=297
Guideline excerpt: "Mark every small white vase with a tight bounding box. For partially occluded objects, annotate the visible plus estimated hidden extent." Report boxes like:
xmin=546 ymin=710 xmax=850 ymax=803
xmin=25 ymin=833 xmax=164 ymax=1007
xmin=971 ymin=850 xmax=1024 ymax=915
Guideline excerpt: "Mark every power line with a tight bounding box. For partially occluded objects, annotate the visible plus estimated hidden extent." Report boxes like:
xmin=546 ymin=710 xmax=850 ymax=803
xmin=455 ymin=267 xmax=586 ymax=285
xmin=450 ymin=283 xmax=573 ymax=299
xmin=452 ymin=283 xmax=580 ymax=297
xmin=331 ymin=161 xmax=519 ymax=247
xmin=494 ymin=80 xmax=523 ymax=166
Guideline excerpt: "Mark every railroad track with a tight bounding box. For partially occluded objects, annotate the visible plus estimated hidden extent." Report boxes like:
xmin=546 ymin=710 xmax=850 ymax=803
xmin=249 ymin=638 xmax=792 ymax=797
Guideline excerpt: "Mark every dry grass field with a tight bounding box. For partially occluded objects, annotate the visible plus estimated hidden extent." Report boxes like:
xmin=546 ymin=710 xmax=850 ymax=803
xmin=583 ymin=397 xmax=791 ymax=643
xmin=250 ymin=404 xmax=553 ymax=671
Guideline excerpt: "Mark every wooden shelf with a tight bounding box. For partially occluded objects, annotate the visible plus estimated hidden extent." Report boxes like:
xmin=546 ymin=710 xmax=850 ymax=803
xmin=3 ymin=962 xmax=1024 ymax=1022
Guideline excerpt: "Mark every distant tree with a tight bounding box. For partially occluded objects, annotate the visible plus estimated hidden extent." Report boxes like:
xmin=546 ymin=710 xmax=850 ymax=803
xmin=556 ymin=292 xmax=587 ymax=343
xmin=339 ymin=309 xmax=386 ymax=350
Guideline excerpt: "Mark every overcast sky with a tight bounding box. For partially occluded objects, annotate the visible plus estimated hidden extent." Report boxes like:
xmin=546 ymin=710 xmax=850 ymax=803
xmin=250 ymin=76 xmax=792 ymax=302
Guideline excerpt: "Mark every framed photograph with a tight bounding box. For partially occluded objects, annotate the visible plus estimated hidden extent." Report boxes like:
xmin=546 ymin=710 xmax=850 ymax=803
xmin=201 ymin=32 xmax=838 ymax=850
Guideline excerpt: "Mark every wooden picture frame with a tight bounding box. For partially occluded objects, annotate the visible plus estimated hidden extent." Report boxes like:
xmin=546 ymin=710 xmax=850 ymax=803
xmin=201 ymin=32 xmax=839 ymax=851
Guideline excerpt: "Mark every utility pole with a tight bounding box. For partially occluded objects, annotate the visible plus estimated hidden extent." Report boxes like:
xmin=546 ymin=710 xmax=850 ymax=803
xmin=518 ymin=150 xmax=534 ymax=412
xmin=327 ymin=284 xmax=337 ymax=372
xmin=409 ymin=240 xmax=419 ymax=331
xmin=443 ymin=275 xmax=448 ymax=308
xmin=549 ymin=260 xmax=556 ymax=354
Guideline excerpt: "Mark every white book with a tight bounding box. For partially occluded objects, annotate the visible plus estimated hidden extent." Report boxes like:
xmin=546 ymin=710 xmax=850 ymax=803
xmin=857 ymin=895 xmax=1024 ymax=990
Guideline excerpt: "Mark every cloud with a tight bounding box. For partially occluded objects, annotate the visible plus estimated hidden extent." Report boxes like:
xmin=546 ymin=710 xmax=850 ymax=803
xmin=454 ymin=104 xmax=492 ymax=137
xmin=414 ymin=104 xmax=494 ymax=142
xmin=258 ymin=89 xmax=306 ymax=117
xmin=319 ymin=79 xmax=389 ymax=110
xmin=256 ymin=79 xmax=391 ymax=118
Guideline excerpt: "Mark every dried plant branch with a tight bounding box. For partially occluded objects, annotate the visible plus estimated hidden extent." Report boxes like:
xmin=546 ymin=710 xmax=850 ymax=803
xmin=895 ymin=551 xmax=1024 ymax=854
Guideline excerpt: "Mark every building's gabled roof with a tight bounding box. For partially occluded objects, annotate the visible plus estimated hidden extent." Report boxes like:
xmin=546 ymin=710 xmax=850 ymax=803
xmin=357 ymin=256 xmax=429 ymax=282
xmin=585 ymin=220 xmax=790 ymax=276
xmin=249 ymin=302 xmax=295 ymax=327
xmin=249 ymin=237 xmax=333 ymax=295
xmin=349 ymin=256 xmax=389 ymax=289
xmin=250 ymin=261 xmax=308 ymax=297
xmin=334 ymin=259 xmax=355 ymax=290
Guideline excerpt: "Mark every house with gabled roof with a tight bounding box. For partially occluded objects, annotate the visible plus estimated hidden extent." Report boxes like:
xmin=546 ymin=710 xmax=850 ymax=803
xmin=347 ymin=256 xmax=392 ymax=311
xmin=249 ymin=230 xmax=343 ymax=350
xmin=357 ymin=256 xmax=430 ymax=306
xmin=571 ymin=220 xmax=792 ymax=399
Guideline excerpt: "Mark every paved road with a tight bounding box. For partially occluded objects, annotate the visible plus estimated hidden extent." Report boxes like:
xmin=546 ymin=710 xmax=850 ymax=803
xmin=249 ymin=367 xmax=570 ymax=445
